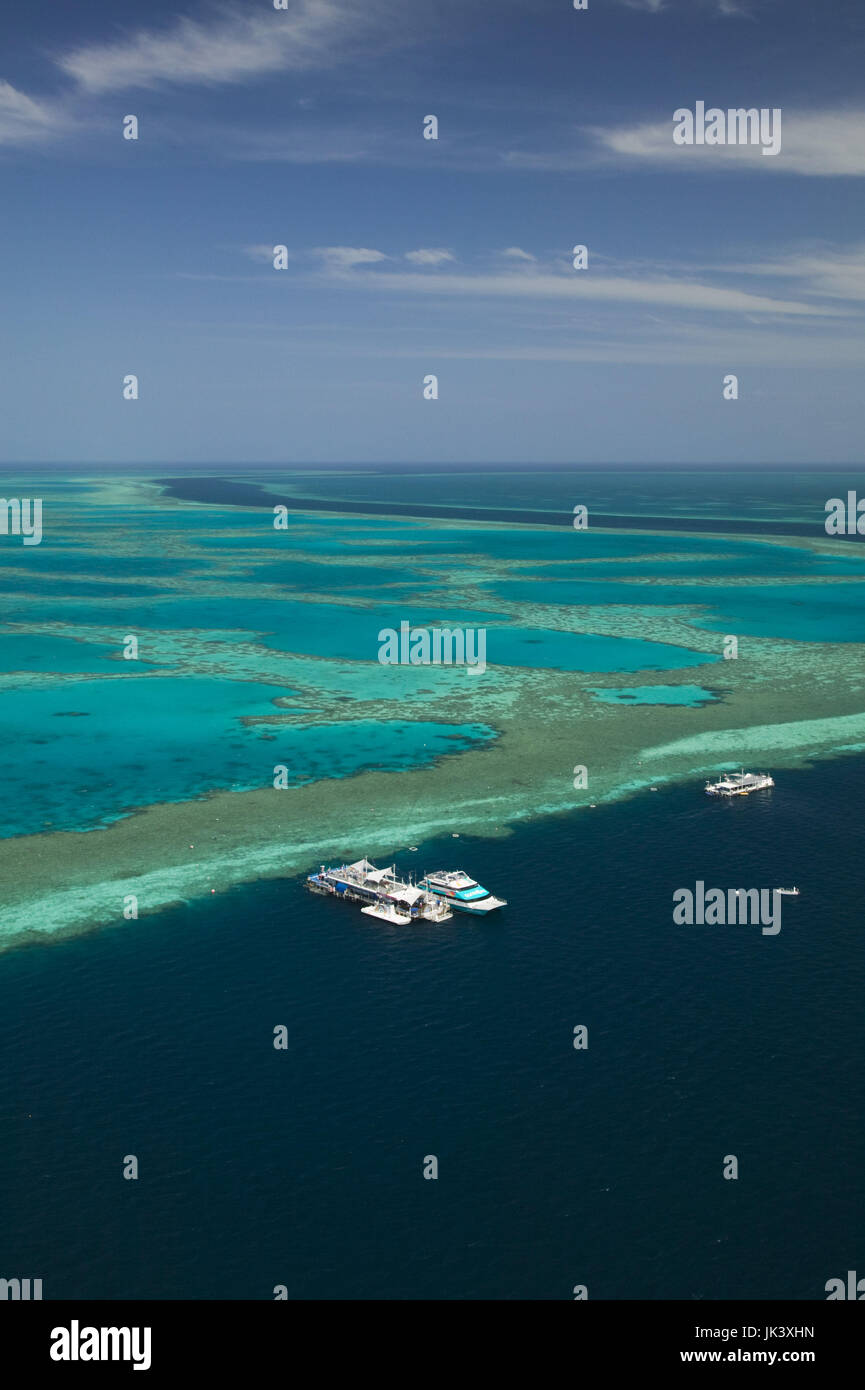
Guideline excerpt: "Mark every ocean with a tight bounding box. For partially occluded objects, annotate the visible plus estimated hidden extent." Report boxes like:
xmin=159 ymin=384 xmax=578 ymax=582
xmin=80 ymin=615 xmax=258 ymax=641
xmin=0 ymin=763 xmax=862 ymax=1299
xmin=0 ymin=465 xmax=862 ymax=1299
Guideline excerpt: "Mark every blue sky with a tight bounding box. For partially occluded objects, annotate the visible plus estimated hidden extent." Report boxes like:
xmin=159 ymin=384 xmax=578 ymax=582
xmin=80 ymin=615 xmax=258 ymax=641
xmin=1 ymin=0 xmax=864 ymax=464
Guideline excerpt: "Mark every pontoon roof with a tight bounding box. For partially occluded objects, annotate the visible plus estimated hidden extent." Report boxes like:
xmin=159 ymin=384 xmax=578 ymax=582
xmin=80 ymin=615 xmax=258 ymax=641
xmin=388 ymin=885 xmax=425 ymax=903
xmin=362 ymin=867 xmax=393 ymax=884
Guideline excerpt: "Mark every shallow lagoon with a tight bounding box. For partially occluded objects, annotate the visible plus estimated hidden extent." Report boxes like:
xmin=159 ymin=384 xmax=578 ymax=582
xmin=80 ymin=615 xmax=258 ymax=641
xmin=1 ymin=590 xmax=719 ymax=672
xmin=487 ymin=628 xmax=717 ymax=671
xmin=0 ymin=633 xmax=123 ymax=676
xmin=0 ymin=672 xmax=496 ymax=837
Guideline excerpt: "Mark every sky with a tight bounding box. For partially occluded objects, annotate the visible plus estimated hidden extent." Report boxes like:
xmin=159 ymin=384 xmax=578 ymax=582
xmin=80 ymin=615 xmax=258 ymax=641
xmin=0 ymin=0 xmax=864 ymax=464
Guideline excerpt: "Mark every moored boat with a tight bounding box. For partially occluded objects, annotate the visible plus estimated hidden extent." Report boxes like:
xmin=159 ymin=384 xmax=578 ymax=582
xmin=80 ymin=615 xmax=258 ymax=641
xmin=705 ymin=769 xmax=774 ymax=797
xmin=419 ymin=869 xmax=506 ymax=915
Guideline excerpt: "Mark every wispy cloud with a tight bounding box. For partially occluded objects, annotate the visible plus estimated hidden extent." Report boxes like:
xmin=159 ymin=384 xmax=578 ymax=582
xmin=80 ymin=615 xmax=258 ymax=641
xmin=404 ymin=248 xmax=455 ymax=266
xmin=502 ymin=109 xmax=865 ymax=178
xmin=727 ymin=245 xmax=865 ymax=301
xmin=238 ymin=239 xmax=859 ymax=319
xmin=314 ymin=246 xmax=389 ymax=269
xmin=314 ymin=264 xmax=846 ymax=318
xmin=56 ymin=0 xmax=398 ymax=94
xmin=590 ymin=110 xmax=865 ymax=176
xmin=0 ymin=0 xmax=410 ymax=150
xmin=0 ymin=79 xmax=63 ymax=146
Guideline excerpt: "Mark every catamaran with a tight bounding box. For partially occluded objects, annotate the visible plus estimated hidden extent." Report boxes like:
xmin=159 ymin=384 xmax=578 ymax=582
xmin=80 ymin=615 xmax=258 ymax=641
xmin=419 ymin=869 xmax=507 ymax=915
xmin=704 ymin=769 xmax=774 ymax=797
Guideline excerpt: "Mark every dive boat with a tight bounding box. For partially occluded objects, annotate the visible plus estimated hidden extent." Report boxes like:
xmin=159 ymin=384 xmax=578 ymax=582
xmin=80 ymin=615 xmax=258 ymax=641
xmin=705 ymin=769 xmax=774 ymax=797
xmin=419 ymin=869 xmax=506 ymax=915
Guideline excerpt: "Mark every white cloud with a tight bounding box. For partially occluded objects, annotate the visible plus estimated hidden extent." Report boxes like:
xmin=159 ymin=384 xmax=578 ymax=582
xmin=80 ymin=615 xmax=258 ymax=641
xmin=500 ymin=246 xmax=536 ymax=262
xmin=327 ymin=266 xmax=845 ymax=317
xmin=734 ymin=246 xmax=865 ymax=301
xmin=404 ymin=248 xmax=455 ymax=266
xmin=0 ymin=80 xmax=62 ymax=145
xmin=590 ymin=110 xmax=865 ymax=176
xmin=57 ymin=0 xmax=395 ymax=94
xmin=314 ymin=246 xmax=389 ymax=269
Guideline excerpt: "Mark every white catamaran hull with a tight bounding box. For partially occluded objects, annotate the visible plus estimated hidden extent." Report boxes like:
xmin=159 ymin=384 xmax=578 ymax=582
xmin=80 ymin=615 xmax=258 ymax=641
xmin=446 ymin=896 xmax=507 ymax=915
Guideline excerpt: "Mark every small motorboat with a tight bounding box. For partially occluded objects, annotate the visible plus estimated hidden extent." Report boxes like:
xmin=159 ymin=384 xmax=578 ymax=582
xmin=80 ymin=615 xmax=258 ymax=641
xmin=775 ymin=887 xmax=800 ymax=896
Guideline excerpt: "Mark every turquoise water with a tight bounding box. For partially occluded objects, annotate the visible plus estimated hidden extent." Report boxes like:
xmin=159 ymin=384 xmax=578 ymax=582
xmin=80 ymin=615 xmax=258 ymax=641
xmin=0 ymin=592 xmax=716 ymax=671
xmin=588 ymin=684 xmax=720 ymax=707
xmin=531 ymin=551 xmax=865 ymax=580
xmin=3 ymin=576 xmax=172 ymax=597
xmin=8 ymin=483 xmax=863 ymax=655
xmin=488 ymin=628 xmax=717 ymax=671
xmin=2 ymin=474 xmax=860 ymax=852
xmin=0 ymin=673 xmax=496 ymax=836
xmin=0 ymin=633 xmax=126 ymax=675
xmin=260 ymin=526 xmax=786 ymax=564
xmin=251 ymin=559 xmax=428 ymax=591
xmin=0 ymin=551 xmax=200 ymax=574
xmin=491 ymin=579 xmax=865 ymax=642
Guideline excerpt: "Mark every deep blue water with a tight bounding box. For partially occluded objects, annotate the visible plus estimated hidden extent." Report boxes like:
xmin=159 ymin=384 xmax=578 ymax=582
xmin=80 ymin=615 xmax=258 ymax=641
xmin=0 ymin=759 xmax=861 ymax=1300
xmin=154 ymin=468 xmax=865 ymax=535
xmin=242 ymin=467 xmax=865 ymax=526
